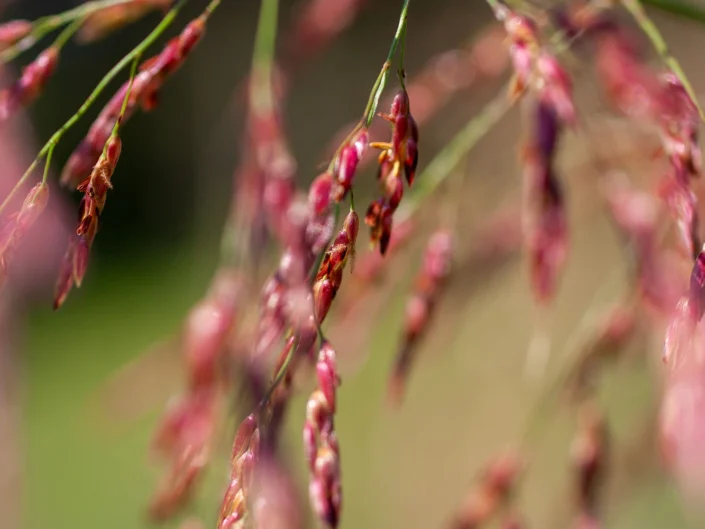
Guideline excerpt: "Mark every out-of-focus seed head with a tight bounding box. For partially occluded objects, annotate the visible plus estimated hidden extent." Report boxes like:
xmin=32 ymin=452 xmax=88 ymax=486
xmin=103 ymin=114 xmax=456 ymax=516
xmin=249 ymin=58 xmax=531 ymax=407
xmin=536 ymin=53 xmax=576 ymax=125
xmin=659 ymin=338 xmax=705 ymax=502
xmin=309 ymin=172 xmax=333 ymax=216
xmin=78 ymin=0 xmax=173 ymax=43
xmin=179 ymin=16 xmax=206 ymax=57
xmin=689 ymin=245 xmax=705 ymax=321
xmin=316 ymin=341 xmax=339 ymax=413
xmin=0 ymin=20 xmax=32 ymax=50
xmin=309 ymin=437 xmax=342 ymax=528
xmin=184 ymin=300 xmax=233 ymax=389
xmin=251 ymin=457 xmax=303 ymax=529
xmin=0 ymin=46 xmax=59 ymax=120
xmin=17 ymin=182 xmax=48 ymax=230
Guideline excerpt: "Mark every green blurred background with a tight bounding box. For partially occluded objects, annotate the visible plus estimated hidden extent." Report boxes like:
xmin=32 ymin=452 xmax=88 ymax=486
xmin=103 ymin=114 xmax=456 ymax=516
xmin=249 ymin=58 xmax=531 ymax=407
xmin=3 ymin=1 xmax=705 ymax=528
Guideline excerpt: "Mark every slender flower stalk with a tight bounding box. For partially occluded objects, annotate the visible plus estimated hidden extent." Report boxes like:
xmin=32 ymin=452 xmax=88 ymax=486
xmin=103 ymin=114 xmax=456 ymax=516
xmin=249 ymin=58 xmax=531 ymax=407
xmin=53 ymin=53 xmax=141 ymax=309
xmin=61 ymin=0 xmax=217 ymax=188
xmin=621 ymin=0 xmax=705 ymax=121
xmin=0 ymin=0 xmax=189 ymax=217
xmin=0 ymin=16 xmax=85 ymax=122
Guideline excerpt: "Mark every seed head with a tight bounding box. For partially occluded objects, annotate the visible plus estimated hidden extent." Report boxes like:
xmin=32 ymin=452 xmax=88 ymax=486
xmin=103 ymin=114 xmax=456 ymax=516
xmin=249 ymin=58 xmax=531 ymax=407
xmin=0 ymin=20 xmax=32 ymax=51
xmin=0 ymin=182 xmax=49 ymax=289
xmin=0 ymin=46 xmax=59 ymax=121
xmin=78 ymin=0 xmax=174 ymax=43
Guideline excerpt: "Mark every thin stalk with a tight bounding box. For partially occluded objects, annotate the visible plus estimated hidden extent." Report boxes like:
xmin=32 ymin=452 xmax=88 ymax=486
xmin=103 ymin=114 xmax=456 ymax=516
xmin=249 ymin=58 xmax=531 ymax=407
xmin=0 ymin=0 xmax=188 ymax=216
xmin=110 ymin=53 xmax=142 ymax=138
xmin=51 ymin=15 xmax=85 ymax=51
xmin=622 ymin=0 xmax=705 ymax=121
xmin=250 ymin=0 xmax=280 ymax=116
xmin=204 ymin=0 xmax=223 ymax=17
xmin=326 ymin=0 xmax=411 ymax=173
xmin=362 ymin=0 xmax=411 ymax=126
xmin=1 ymin=0 xmax=139 ymax=63
xmin=219 ymin=0 xmax=280 ymax=268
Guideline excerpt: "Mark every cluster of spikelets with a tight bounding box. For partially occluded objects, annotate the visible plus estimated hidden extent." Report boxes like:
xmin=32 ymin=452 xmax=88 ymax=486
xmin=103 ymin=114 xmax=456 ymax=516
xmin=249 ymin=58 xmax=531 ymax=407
xmin=4 ymin=0 xmax=705 ymax=527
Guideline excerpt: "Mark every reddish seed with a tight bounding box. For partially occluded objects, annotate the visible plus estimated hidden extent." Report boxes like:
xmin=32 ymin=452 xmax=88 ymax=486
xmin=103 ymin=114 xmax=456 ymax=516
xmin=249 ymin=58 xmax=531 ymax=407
xmin=309 ymin=172 xmax=333 ymax=216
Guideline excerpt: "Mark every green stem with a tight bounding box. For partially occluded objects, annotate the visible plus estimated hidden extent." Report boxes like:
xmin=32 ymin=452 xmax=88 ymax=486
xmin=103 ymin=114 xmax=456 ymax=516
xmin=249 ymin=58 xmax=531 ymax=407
xmin=204 ymin=0 xmax=223 ymax=17
xmin=51 ymin=15 xmax=85 ymax=50
xmin=250 ymin=0 xmax=280 ymax=116
xmin=1 ymin=0 xmax=139 ymax=63
xmin=622 ymin=0 xmax=705 ymax=121
xmin=362 ymin=0 xmax=411 ymax=126
xmin=0 ymin=0 xmax=188 ymax=216
xmin=42 ymin=145 xmax=55 ymax=185
xmin=111 ymin=53 xmax=142 ymax=138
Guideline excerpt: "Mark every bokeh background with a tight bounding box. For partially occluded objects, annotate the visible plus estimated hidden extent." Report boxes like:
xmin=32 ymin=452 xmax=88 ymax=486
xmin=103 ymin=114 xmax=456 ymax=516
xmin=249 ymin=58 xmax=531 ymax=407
xmin=2 ymin=1 xmax=705 ymax=528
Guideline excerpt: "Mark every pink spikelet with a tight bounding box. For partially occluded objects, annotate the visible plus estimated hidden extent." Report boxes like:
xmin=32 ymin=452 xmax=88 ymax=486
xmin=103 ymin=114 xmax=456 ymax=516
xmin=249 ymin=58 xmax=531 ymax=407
xmin=0 ymin=46 xmax=59 ymax=121
xmin=388 ymin=229 xmax=453 ymax=405
xmin=521 ymin=101 xmax=568 ymax=305
xmin=218 ymin=414 xmax=261 ymax=529
xmin=313 ymin=209 xmax=359 ymax=323
xmin=0 ymin=20 xmax=32 ymax=52
xmin=366 ymin=89 xmax=419 ymax=255
xmin=0 ymin=182 xmax=49 ymax=289
xmin=54 ymin=134 xmax=122 ymax=309
xmin=150 ymin=271 xmax=243 ymax=519
xmin=304 ymin=341 xmax=342 ymax=527
xmin=250 ymin=456 xmax=303 ymax=529
xmin=570 ymin=403 xmax=609 ymax=527
xmin=659 ymin=308 xmax=705 ymax=502
xmin=448 ymin=451 xmax=523 ymax=529
xmin=77 ymin=0 xmax=174 ymax=43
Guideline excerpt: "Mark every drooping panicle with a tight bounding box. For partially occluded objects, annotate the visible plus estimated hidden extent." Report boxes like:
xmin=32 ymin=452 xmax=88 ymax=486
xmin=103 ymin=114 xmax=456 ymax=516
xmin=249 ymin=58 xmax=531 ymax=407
xmin=150 ymin=270 xmax=244 ymax=518
xmin=218 ymin=414 xmax=261 ymax=529
xmin=0 ymin=182 xmax=49 ymax=289
xmin=570 ymin=403 xmax=609 ymax=527
xmin=521 ymin=101 xmax=568 ymax=305
xmin=366 ymin=89 xmax=419 ymax=255
xmin=54 ymin=134 xmax=122 ymax=309
xmin=304 ymin=341 xmax=342 ymax=527
xmin=388 ymin=229 xmax=453 ymax=405
xmin=61 ymin=13 xmax=207 ymax=187
xmin=0 ymin=46 xmax=59 ymax=121
xmin=448 ymin=451 xmax=523 ymax=529
xmin=0 ymin=20 xmax=32 ymax=52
